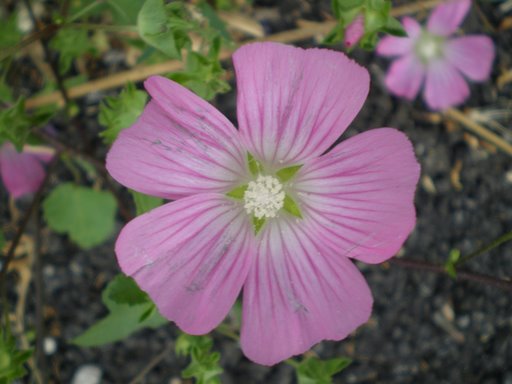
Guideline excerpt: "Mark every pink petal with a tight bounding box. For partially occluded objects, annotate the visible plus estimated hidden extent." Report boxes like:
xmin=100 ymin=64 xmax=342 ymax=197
xmin=445 ymin=36 xmax=495 ymax=81
xmin=376 ymin=17 xmax=421 ymax=57
xmin=240 ymin=217 xmax=372 ymax=366
xmin=107 ymin=77 xmax=247 ymax=200
xmin=424 ymin=59 xmax=470 ymax=110
xmin=384 ymin=54 xmax=425 ymax=100
xmin=0 ymin=143 xmax=47 ymax=198
xmin=116 ymin=193 xmax=254 ymax=334
xmin=344 ymin=15 xmax=364 ymax=47
xmin=233 ymin=42 xmax=369 ymax=167
xmin=294 ymin=128 xmax=420 ymax=264
xmin=427 ymin=0 xmax=471 ymax=36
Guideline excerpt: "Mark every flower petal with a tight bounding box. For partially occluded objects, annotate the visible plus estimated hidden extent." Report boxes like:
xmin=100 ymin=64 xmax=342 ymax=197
xmin=376 ymin=17 xmax=421 ymax=57
xmin=445 ymin=36 xmax=495 ymax=81
xmin=240 ymin=217 xmax=372 ymax=366
xmin=233 ymin=42 xmax=369 ymax=167
xmin=116 ymin=193 xmax=254 ymax=334
xmin=294 ymin=128 xmax=420 ymax=264
xmin=0 ymin=143 xmax=47 ymax=198
xmin=427 ymin=0 xmax=471 ymax=36
xmin=107 ymin=77 xmax=247 ymax=200
xmin=424 ymin=59 xmax=470 ymax=110
xmin=384 ymin=54 xmax=425 ymax=100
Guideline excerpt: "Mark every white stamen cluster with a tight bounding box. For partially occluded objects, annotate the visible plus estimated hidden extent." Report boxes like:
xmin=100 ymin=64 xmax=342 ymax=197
xmin=244 ymin=175 xmax=285 ymax=219
xmin=416 ymin=33 xmax=444 ymax=63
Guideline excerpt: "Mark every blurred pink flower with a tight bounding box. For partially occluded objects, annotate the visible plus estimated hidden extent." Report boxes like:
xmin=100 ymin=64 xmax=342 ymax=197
xmin=0 ymin=142 xmax=54 ymax=198
xmin=377 ymin=0 xmax=494 ymax=110
xmin=344 ymin=14 xmax=364 ymax=48
xmin=106 ymin=42 xmax=420 ymax=365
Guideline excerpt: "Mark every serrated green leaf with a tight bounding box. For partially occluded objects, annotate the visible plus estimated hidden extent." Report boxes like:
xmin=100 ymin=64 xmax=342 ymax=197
xmin=107 ymin=275 xmax=149 ymax=306
xmin=73 ymin=276 xmax=167 ymax=347
xmin=247 ymin=152 xmax=263 ymax=176
xmin=99 ymin=83 xmax=148 ymax=144
xmin=283 ymin=195 xmax=302 ymax=218
xmin=49 ymin=29 xmax=95 ymax=74
xmin=137 ymin=0 xmax=195 ymax=58
xmin=226 ymin=184 xmax=248 ymax=199
xmin=43 ymin=183 xmax=117 ymax=249
xmin=178 ymin=334 xmax=223 ymax=384
xmin=130 ymin=190 xmax=163 ymax=215
xmin=276 ymin=164 xmax=303 ymax=182
xmin=0 ymin=329 xmax=32 ymax=383
xmin=296 ymin=356 xmax=352 ymax=384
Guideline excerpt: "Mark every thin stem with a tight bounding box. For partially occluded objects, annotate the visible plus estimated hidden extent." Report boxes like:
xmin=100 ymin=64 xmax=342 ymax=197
xmin=34 ymin=213 xmax=47 ymax=383
xmin=128 ymin=342 xmax=174 ymax=384
xmin=456 ymin=230 xmax=512 ymax=266
xmin=64 ymin=23 xmax=138 ymax=33
xmin=389 ymin=258 xmax=512 ymax=292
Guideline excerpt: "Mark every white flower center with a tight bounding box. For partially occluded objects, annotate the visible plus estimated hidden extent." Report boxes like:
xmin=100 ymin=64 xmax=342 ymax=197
xmin=416 ymin=33 xmax=444 ymax=63
xmin=244 ymin=175 xmax=285 ymax=219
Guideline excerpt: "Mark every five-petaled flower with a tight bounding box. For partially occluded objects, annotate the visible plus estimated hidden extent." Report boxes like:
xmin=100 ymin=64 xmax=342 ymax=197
xmin=106 ymin=42 xmax=420 ymax=365
xmin=377 ymin=0 xmax=494 ymax=110
xmin=0 ymin=142 xmax=54 ymax=198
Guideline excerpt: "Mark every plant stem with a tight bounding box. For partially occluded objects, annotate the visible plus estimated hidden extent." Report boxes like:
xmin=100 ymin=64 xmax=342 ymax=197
xmin=456 ymin=230 xmax=512 ymax=266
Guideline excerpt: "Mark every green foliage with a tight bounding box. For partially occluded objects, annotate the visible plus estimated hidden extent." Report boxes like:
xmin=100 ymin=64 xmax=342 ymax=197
xmin=326 ymin=0 xmax=405 ymax=50
xmin=444 ymin=249 xmax=461 ymax=279
xmin=196 ymin=2 xmax=230 ymax=41
xmin=295 ymin=356 xmax=352 ymax=384
xmin=73 ymin=274 xmax=167 ymax=346
xmin=0 ymin=13 xmax=22 ymax=50
xmin=176 ymin=334 xmax=223 ymax=384
xmin=276 ymin=164 xmax=303 ymax=183
xmin=252 ymin=216 xmax=266 ymax=235
xmin=0 ymin=231 xmax=5 ymax=250
xmin=247 ymin=152 xmax=263 ymax=176
xmin=106 ymin=0 xmax=146 ymax=25
xmin=169 ymin=37 xmax=230 ymax=100
xmin=99 ymin=83 xmax=148 ymax=144
xmin=137 ymin=0 xmax=195 ymax=58
xmin=42 ymin=183 xmax=117 ymax=249
xmin=0 ymin=329 xmax=32 ymax=384
xmin=49 ymin=29 xmax=95 ymax=74
xmin=130 ymin=190 xmax=163 ymax=216
xmin=0 ymin=99 xmax=31 ymax=151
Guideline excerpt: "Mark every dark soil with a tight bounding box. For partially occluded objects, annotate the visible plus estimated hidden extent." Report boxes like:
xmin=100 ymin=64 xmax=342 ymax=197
xmin=3 ymin=0 xmax=512 ymax=383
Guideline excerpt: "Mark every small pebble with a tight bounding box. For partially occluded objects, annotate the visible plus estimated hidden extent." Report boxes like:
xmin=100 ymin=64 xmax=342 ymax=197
xmin=71 ymin=365 xmax=102 ymax=384
xmin=43 ymin=337 xmax=57 ymax=355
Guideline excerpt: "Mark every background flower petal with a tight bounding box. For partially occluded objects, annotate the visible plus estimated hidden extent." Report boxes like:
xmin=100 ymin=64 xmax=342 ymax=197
xmin=384 ymin=54 xmax=425 ymax=100
xmin=240 ymin=217 xmax=372 ymax=366
xmin=445 ymin=35 xmax=495 ymax=81
xmin=376 ymin=17 xmax=421 ymax=57
xmin=107 ymin=77 xmax=247 ymax=200
xmin=424 ymin=60 xmax=470 ymax=110
xmin=115 ymin=194 xmax=254 ymax=334
xmin=294 ymin=128 xmax=420 ymax=264
xmin=233 ymin=42 xmax=369 ymax=168
xmin=0 ymin=143 xmax=47 ymax=198
xmin=427 ymin=0 xmax=471 ymax=36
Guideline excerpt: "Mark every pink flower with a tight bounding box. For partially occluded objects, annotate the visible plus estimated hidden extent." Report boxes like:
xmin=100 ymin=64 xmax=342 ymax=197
xmin=376 ymin=0 xmax=495 ymax=110
xmin=0 ymin=142 xmax=54 ymax=198
xmin=106 ymin=42 xmax=420 ymax=365
xmin=344 ymin=14 xmax=364 ymax=48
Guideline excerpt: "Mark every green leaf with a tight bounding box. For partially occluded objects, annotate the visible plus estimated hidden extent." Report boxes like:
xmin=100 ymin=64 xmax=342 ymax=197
xmin=106 ymin=0 xmax=146 ymax=25
xmin=137 ymin=0 xmax=195 ymax=58
xmin=49 ymin=29 xmax=95 ymax=74
xmin=176 ymin=334 xmax=223 ymax=384
xmin=283 ymin=195 xmax=302 ymax=219
xmin=252 ymin=216 xmax=266 ymax=235
xmin=276 ymin=164 xmax=303 ymax=183
xmin=247 ymin=152 xmax=263 ymax=176
xmin=0 ymin=329 xmax=32 ymax=383
xmin=0 ymin=13 xmax=22 ymax=50
xmin=73 ymin=275 xmax=167 ymax=346
xmin=0 ymin=99 xmax=31 ymax=151
xmin=43 ymin=183 xmax=117 ymax=249
xmin=226 ymin=184 xmax=248 ymax=199
xmin=130 ymin=190 xmax=163 ymax=215
xmin=383 ymin=16 xmax=407 ymax=37
xmin=168 ymin=37 xmax=230 ymax=100
xmin=197 ymin=2 xmax=231 ymax=41
xmin=296 ymin=356 xmax=352 ymax=384
xmin=444 ymin=249 xmax=460 ymax=279
xmin=107 ymin=275 xmax=149 ymax=306
xmin=99 ymin=83 xmax=148 ymax=144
